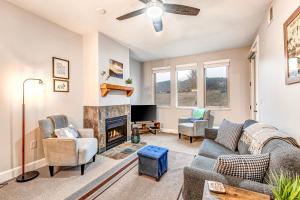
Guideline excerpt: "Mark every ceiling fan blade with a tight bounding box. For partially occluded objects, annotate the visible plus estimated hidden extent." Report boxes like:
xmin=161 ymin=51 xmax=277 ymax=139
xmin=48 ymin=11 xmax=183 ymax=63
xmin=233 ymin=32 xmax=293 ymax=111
xmin=116 ymin=8 xmax=146 ymax=20
xmin=153 ymin=18 xmax=163 ymax=32
xmin=139 ymin=0 xmax=163 ymax=4
xmin=164 ymin=4 xmax=200 ymax=16
xmin=139 ymin=0 xmax=150 ymax=3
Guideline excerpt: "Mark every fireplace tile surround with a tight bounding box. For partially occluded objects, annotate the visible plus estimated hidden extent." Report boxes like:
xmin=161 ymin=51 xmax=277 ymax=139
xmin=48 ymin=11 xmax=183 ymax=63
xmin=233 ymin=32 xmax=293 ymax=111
xmin=84 ymin=105 xmax=131 ymax=153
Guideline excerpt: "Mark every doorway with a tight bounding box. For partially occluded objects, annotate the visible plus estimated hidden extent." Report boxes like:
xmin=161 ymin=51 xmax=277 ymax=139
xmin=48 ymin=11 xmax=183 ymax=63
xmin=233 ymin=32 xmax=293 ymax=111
xmin=249 ymin=36 xmax=260 ymax=121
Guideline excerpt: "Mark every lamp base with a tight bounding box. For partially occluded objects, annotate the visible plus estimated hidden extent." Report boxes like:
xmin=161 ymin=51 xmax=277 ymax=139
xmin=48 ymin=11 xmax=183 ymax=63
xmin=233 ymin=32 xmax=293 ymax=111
xmin=16 ymin=171 xmax=39 ymax=182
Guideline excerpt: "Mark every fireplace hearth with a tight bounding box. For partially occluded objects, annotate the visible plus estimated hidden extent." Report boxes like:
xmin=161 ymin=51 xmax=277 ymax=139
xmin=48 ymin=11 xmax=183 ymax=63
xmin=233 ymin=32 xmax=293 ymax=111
xmin=106 ymin=115 xmax=127 ymax=150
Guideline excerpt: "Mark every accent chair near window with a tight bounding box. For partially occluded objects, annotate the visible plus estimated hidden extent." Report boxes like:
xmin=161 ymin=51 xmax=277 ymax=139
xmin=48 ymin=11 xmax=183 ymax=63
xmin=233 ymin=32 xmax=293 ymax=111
xmin=178 ymin=109 xmax=214 ymax=143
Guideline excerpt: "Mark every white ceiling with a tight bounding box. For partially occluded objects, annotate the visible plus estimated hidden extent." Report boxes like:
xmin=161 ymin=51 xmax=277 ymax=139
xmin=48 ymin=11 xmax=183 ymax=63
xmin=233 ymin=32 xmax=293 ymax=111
xmin=6 ymin=0 xmax=271 ymax=61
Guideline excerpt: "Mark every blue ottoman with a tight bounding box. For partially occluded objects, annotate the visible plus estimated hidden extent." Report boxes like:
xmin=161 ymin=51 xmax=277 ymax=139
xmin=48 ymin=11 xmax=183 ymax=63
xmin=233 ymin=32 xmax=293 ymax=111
xmin=137 ymin=145 xmax=168 ymax=181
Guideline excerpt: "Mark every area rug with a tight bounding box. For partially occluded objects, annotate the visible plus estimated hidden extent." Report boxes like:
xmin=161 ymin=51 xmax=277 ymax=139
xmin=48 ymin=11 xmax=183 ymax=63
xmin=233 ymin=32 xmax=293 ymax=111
xmin=102 ymin=142 xmax=147 ymax=160
xmin=93 ymin=151 xmax=194 ymax=200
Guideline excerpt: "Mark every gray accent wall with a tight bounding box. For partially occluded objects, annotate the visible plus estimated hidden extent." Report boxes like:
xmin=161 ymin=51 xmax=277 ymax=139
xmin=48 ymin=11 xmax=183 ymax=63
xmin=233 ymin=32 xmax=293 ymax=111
xmin=130 ymin=58 xmax=143 ymax=105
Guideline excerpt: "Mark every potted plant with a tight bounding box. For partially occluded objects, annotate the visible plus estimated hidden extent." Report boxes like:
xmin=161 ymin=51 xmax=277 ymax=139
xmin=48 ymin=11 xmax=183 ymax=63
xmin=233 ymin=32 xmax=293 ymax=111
xmin=268 ymin=171 xmax=300 ymax=200
xmin=125 ymin=78 xmax=132 ymax=85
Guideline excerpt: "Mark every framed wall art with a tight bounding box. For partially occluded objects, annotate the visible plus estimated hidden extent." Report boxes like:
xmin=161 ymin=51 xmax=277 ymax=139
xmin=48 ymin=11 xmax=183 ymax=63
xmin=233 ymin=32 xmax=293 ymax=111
xmin=53 ymin=57 xmax=70 ymax=79
xmin=53 ymin=79 xmax=69 ymax=92
xmin=284 ymin=6 xmax=300 ymax=84
xmin=109 ymin=59 xmax=123 ymax=79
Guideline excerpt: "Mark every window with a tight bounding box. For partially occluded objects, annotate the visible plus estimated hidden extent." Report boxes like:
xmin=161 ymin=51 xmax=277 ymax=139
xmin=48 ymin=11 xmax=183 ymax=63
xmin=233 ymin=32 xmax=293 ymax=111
xmin=176 ymin=67 xmax=197 ymax=107
xmin=204 ymin=61 xmax=229 ymax=108
xmin=153 ymin=70 xmax=171 ymax=106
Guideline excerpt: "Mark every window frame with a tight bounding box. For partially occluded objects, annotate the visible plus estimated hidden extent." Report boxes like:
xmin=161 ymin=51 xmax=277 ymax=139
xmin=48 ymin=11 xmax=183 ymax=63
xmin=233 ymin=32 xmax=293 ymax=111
xmin=152 ymin=66 xmax=171 ymax=108
xmin=203 ymin=59 xmax=230 ymax=110
xmin=175 ymin=63 xmax=199 ymax=109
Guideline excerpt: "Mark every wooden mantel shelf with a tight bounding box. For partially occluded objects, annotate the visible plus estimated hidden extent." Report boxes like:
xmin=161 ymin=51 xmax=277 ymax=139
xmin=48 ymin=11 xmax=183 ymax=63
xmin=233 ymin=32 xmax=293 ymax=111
xmin=100 ymin=83 xmax=134 ymax=97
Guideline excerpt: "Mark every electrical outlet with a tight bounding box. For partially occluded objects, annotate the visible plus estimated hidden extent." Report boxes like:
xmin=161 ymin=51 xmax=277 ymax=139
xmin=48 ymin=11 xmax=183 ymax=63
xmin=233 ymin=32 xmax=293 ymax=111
xmin=30 ymin=140 xmax=37 ymax=149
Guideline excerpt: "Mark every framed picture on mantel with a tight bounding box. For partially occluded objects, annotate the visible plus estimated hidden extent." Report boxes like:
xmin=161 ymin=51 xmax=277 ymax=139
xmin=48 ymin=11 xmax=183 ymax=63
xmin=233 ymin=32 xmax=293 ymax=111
xmin=284 ymin=6 xmax=300 ymax=85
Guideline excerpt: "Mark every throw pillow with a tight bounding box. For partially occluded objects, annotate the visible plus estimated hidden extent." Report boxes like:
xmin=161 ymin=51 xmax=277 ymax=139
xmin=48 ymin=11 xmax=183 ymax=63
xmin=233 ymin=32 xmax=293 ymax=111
xmin=192 ymin=108 xmax=206 ymax=120
xmin=213 ymin=153 xmax=270 ymax=183
xmin=215 ymin=119 xmax=243 ymax=151
xmin=68 ymin=124 xmax=80 ymax=138
xmin=54 ymin=127 xmax=78 ymax=138
xmin=238 ymin=120 xmax=258 ymax=154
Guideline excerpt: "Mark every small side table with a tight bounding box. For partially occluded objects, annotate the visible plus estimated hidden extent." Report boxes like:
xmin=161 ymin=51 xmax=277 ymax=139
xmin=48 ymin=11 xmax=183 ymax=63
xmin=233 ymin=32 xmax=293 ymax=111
xmin=202 ymin=180 xmax=270 ymax=200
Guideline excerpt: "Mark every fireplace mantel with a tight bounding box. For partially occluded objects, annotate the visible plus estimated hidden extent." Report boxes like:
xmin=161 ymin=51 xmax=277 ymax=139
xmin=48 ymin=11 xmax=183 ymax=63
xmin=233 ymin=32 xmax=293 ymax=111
xmin=100 ymin=83 xmax=134 ymax=97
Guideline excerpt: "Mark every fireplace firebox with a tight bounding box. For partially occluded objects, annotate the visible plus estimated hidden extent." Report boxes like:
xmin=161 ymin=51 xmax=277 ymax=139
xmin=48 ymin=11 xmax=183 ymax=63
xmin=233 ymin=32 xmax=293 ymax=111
xmin=105 ymin=115 xmax=127 ymax=150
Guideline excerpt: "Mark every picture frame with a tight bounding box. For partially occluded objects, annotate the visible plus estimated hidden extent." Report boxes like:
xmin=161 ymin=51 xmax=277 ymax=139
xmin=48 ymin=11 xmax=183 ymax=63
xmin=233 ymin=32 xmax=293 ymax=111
xmin=109 ymin=59 xmax=124 ymax=79
xmin=52 ymin=57 xmax=70 ymax=79
xmin=53 ymin=79 xmax=69 ymax=92
xmin=284 ymin=6 xmax=300 ymax=85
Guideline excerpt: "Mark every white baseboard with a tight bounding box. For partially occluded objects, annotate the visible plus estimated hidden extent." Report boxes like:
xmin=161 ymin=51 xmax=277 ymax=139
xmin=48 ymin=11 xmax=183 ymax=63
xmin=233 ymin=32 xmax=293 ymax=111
xmin=0 ymin=158 xmax=46 ymax=184
xmin=160 ymin=128 xmax=178 ymax=134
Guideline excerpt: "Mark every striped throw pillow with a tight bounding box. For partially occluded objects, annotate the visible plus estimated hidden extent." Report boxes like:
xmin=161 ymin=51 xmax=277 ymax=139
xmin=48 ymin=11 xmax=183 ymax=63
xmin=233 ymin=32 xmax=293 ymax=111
xmin=213 ymin=154 xmax=270 ymax=182
xmin=215 ymin=119 xmax=243 ymax=151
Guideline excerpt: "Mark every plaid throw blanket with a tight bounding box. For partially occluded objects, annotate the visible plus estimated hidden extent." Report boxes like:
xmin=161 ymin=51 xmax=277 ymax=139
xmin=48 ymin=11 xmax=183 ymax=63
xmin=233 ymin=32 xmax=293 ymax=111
xmin=240 ymin=123 xmax=300 ymax=154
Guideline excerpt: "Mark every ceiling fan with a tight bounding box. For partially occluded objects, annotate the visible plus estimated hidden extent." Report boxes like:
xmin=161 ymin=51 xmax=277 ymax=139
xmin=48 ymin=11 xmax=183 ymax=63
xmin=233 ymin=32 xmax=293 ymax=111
xmin=116 ymin=0 xmax=200 ymax=32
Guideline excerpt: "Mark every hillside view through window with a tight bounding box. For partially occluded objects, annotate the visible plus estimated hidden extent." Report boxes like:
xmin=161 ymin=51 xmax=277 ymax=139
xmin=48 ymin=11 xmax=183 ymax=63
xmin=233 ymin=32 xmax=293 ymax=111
xmin=177 ymin=69 xmax=197 ymax=107
xmin=154 ymin=71 xmax=171 ymax=106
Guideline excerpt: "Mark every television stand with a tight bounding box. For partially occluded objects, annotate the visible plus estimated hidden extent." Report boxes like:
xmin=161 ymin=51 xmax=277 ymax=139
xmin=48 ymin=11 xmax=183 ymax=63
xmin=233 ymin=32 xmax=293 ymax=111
xmin=133 ymin=121 xmax=160 ymax=135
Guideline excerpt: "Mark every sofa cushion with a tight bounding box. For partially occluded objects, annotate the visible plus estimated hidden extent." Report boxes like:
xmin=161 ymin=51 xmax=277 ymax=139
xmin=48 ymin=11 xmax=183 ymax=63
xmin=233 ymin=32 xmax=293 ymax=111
xmin=198 ymin=139 xmax=237 ymax=159
xmin=262 ymin=139 xmax=300 ymax=183
xmin=191 ymin=155 xmax=216 ymax=171
xmin=213 ymin=153 xmax=270 ymax=183
xmin=78 ymin=138 xmax=98 ymax=165
xmin=215 ymin=119 xmax=243 ymax=151
xmin=54 ymin=127 xmax=78 ymax=138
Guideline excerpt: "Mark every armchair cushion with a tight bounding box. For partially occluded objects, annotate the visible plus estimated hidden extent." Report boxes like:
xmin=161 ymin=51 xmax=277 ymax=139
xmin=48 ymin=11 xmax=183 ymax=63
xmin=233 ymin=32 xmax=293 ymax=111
xmin=198 ymin=139 xmax=237 ymax=159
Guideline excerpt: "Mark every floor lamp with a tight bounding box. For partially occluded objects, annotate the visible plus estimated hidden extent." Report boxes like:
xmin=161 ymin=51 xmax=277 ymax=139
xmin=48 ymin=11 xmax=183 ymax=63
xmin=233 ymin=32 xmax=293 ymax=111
xmin=16 ymin=78 xmax=43 ymax=183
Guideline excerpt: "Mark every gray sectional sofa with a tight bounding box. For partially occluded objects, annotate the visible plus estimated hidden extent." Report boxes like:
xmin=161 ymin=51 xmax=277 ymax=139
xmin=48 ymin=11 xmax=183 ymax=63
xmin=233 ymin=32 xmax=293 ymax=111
xmin=182 ymin=120 xmax=300 ymax=200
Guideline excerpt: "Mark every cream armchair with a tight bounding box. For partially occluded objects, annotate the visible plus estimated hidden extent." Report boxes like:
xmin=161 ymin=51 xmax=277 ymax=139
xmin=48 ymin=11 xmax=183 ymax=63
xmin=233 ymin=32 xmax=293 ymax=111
xmin=38 ymin=115 xmax=98 ymax=176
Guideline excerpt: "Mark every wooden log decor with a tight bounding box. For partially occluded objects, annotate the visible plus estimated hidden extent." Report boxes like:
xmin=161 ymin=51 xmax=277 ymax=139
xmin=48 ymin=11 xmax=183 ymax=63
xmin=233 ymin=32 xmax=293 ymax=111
xmin=100 ymin=83 xmax=134 ymax=97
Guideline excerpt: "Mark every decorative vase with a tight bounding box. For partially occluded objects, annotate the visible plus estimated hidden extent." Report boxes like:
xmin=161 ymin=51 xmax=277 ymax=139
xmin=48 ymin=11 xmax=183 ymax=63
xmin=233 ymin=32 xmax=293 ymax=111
xmin=131 ymin=127 xmax=140 ymax=144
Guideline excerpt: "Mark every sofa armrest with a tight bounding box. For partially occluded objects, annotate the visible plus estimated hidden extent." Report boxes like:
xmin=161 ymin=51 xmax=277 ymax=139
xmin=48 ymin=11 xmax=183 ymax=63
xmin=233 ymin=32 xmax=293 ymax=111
xmin=78 ymin=128 xmax=94 ymax=138
xmin=204 ymin=128 xmax=218 ymax=140
xmin=183 ymin=167 xmax=273 ymax=200
xmin=179 ymin=117 xmax=192 ymax=124
xmin=43 ymin=138 xmax=78 ymax=166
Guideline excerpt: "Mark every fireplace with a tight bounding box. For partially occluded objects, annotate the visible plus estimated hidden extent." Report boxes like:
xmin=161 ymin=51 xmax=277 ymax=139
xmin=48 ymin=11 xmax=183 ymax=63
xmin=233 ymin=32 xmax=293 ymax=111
xmin=105 ymin=115 xmax=127 ymax=150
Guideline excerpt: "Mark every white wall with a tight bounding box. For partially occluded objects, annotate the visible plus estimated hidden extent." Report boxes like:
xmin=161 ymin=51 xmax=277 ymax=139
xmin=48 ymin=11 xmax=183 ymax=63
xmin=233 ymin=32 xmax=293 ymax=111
xmin=142 ymin=47 xmax=251 ymax=131
xmin=83 ymin=32 xmax=99 ymax=106
xmin=0 ymin=0 xmax=83 ymax=173
xmin=257 ymin=0 xmax=300 ymax=142
xmin=130 ymin=58 xmax=143 ymax=105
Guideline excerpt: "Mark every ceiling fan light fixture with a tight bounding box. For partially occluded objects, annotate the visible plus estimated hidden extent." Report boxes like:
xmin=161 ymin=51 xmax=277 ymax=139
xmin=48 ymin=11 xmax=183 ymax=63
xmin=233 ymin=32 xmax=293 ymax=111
xmin=146 ymin=1 xmax=164 ymax=19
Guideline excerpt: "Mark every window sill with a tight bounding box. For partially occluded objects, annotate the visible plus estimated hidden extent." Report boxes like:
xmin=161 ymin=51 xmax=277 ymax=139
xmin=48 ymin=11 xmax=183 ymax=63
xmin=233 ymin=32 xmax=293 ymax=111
xmin=206 ymin=107 xmax=231 ymax=111
xmin=176 ymin=106 xmax=198 ymax=110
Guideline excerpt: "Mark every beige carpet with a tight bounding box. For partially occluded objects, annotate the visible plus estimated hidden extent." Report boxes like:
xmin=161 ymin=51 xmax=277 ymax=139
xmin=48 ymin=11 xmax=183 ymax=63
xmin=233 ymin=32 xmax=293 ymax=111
xmin=141 ymin=132 xmax=202 ymax=155
xmin=0 ymin=133 xmax=199 ymax=200
xmin=94 ymin=151 xmax=195 ymax=200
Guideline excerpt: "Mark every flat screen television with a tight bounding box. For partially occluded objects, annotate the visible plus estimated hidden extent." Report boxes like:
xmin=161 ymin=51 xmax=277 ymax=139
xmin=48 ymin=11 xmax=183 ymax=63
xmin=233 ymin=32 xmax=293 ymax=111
xmin=131 ymin=105 xmax=157 ymax=122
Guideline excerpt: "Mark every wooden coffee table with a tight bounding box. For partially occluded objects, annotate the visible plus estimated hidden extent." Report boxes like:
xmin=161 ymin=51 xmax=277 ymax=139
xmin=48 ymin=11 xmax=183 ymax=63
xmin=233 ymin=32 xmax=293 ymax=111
xmin=203 ymin=180 xmax=270 ymax=200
